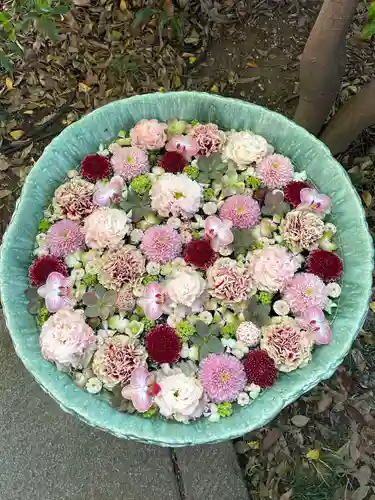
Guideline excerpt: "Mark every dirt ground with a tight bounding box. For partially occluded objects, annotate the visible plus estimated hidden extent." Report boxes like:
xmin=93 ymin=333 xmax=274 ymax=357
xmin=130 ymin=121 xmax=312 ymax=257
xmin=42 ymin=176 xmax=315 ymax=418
xmin=1 ymin=0 xmax=375 ymax=498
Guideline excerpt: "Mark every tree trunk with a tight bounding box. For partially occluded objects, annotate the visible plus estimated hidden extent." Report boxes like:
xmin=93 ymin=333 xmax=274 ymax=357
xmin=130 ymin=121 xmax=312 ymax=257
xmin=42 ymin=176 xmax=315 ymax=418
xmin=319 ymin=78 xmax=375 ymax=155
xmin=294 ymin=0 xmax=359 ymax=136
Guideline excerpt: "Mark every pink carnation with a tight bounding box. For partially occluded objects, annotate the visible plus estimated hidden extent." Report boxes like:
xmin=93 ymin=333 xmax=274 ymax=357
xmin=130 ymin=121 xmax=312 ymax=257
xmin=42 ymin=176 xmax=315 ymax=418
xmin=257 ymin=154 xmax=294 ymax=189
xmin=141 ymin=226 xmax=182 ymax=263
xmin=261 ymin=317 xmax=314 ymax=372
xmin=46 ymin=219 xmax=85 ymax=258
xmin=97 ymin=246 xmax=146 ymax=290
xmin=53 ymin=179 xmax=95 ymax=221
xmin=282 ymin=272 xmax=328 ymax=314
xmin=130 ymin=119 xmax=168 ymax=150
xmin=111 ymin=146 xmax=150 ymax=181
xmin=207 ymin=257 xmax=252 ymax=303
xmin=189 ymin=123 xmax=225 ymax=156
xmin=281 ymin=210 xmax=325 ymax=250
xmin=199 ymin=353 xmax=246 ymax=403
xmin=248 ymin=245 xmax=298 ymax=293
xmin=219 ymin=194 xmax=260 ymax=229
xmin=40 ymin=309 xmax=95 ymax=370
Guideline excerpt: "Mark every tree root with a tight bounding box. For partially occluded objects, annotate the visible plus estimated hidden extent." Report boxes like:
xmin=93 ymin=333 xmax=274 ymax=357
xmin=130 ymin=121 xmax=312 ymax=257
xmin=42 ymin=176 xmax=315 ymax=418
xmin=319 ymin=78 xmax=375 ymax=155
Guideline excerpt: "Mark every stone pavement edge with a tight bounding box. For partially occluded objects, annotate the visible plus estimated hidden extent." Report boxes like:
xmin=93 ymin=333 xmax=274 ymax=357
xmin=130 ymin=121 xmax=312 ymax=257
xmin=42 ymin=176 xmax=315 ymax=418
xmin=0 ymin=316 xmax=249 ymax=500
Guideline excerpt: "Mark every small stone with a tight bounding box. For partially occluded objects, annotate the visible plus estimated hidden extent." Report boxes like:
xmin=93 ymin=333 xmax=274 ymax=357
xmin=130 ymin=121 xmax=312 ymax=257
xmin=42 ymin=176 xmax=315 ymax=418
xmin=353 ymin=156 xmax=372 ymax=166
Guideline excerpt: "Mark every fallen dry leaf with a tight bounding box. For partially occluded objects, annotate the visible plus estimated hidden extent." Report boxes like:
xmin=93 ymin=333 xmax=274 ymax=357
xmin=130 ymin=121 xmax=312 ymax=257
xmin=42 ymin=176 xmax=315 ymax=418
xmin=5 ymin=77 xmax=13 ymax=90
xmin=291 ymin=415 xmax=310 ymax=427
xmin=9 ymin=130 xmax=25 ymax=140
xmin=306 ymin=448 xmax=320 ymax=460
xmin=362 ymin=190 xmax=372 ymax=208
xmin=120 ymin=0 xmax=127 ymax=11
xmin=78 ymin=82 xmax=90 ymax=93
xmin=262 ymin=428 xmax=281 ymax=451
xmin=0 ymin=155 xmax=9 ymax=172
xmin=0 ymin=190 xmax=12 ymax=199
xmin=356 ymin=465 xmax=371 ymax=487
xmin=370 ymin=302 xmax=375 ymax=313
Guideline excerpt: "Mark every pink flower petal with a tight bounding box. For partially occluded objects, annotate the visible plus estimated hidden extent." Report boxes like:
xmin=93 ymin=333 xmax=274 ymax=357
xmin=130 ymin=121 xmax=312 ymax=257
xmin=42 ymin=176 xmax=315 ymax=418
xmin=299 ymin=188 xmax=316 ymax=205
xmin=45 ymin=292 xmax=66 ymax=313
xmin=130 ymin=366 xmax=149 ymax=389
xmin=315 ymin=320 xmax=332 ymax=345
xmin=109 ymin=175 xmax=124 ymax=193
xmin=132 ymin=391 xmax=153 ymax=413
xmin=46 ymin=271 xmax=66 ymax=288
xmin=315 ymin=194 xmax=331 ymax=213
xmin=144 ymin=301 xmax=163 ymax=320
xmin=301 ymin=306 xmax=325 ymax=323
xmin=166 ymin=135 xmax=199 ymax=160
xmin=145 ymin=282 xmax=163 ymax=299
xmin=93 ymin=186 xmax=113 ymax=207
xmin=121 ymin=385 xmax=133 ymax=400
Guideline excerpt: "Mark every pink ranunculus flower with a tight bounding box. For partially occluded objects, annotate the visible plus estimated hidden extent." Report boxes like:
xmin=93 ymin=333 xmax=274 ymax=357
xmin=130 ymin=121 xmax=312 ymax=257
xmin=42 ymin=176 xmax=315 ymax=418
xmin=297 ymin=188 xmax=331 ymax=215
xmin=299 ymin=306 xmax=332 ymax=345
xmin=204 ymin=215 xmax=234 ymax=252
xmin=93 ymin=175 xmax=124 ymax=207
xmin=37 ymin=272 xmax=73 ymax=313
xmin=165 ymin=134 xmax=200 ymax=160
xmin=138 ymin=282 xmax=167 ymax=320
xmin=121 ymin=367 xmax=160 ymax=413
xmin=130 ymin=119 xmax=168 ymax=150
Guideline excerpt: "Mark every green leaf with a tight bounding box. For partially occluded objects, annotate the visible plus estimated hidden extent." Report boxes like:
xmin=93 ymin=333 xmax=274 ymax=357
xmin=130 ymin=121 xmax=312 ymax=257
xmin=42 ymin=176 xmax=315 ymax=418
xmin=82 ymin=291 xmax=98 ymax=307
xmin=208 ymin=323 xmax=220 ymax=337
xmin=102 ymin=290 xmax=117 ymax=306
xmin=85 ymin=306 xmax=101 ymax=318
xmin=199 ymin=343 xmax=211 ymax=360
xmin=368 ymin=1 xmax=375 ymax=21
xmin=195 ymin=320 xmax=209 ymax=337
xmin=25 ymin=287 xmax=39 ymax=300
xmin=35 ymin=16 xmax=58 ymax=41
xmin=51 ymin=5 xmax=70 ymax=16
xmin=0 ymin=51 xmax=13 ymax=73
xmin=132 ymin=7 xmax=159 ymax=31
xmin=361 ymin=22 xmax=375 ymax=40
xmin=131 ymin=206 xmax=152 ymax=223
xmin=7 ymin=41 xmax=24 ymax=57
xmin=28 ymin=300 xmax=41 ymax=315
xmin=206 ymin=337 xmax=224 ymax=354
xmin=94 ymin=284 xmax=106 ymax=298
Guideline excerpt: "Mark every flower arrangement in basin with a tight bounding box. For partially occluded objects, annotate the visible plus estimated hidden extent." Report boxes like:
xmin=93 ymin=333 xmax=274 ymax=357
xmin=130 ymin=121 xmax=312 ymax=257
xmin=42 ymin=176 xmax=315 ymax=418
xmin=0 ymin=92 xmax=372 ymax=446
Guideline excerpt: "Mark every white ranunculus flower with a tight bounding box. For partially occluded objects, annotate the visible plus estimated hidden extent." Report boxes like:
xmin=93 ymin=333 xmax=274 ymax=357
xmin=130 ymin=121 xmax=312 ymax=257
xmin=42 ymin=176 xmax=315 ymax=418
xmin=154 ymin=369 xmax=205 ymax=422
xmin=222 ymin=131 xmax=271 ymax=169
xmin=326 ymin=282 xmax=341 ymax=298
xmin=165 ymin=268 xmax=206 ymax=308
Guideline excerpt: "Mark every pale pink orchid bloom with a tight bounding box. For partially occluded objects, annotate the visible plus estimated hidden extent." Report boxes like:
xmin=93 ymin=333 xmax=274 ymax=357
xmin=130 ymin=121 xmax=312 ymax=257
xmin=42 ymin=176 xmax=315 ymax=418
xmin=300 ymin=306 xmax=332 ymax=345
xmin=298 ymin=188 xmax=331 ymax=215
xmin=37 ymin=272 xmax=73 ymax=313
xmin=165 ymin=135 xmax=200 ymax=160
xmin=204 ymin=216 xmax=234 ymax=252
xmin=138 ymin=282 xmax=167 ymax=320
xmin=93 ymin=175 xmax=124 ymax=207
xmin=121 ymin=367 xmax=160 ymax=413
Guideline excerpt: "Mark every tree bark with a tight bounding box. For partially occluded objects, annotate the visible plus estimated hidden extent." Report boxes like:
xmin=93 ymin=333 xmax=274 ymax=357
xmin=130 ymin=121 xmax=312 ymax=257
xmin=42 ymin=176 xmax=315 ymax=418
xmin=294 ymin=0 xmax=359 ymax=136
xmin=319 ymin=78 xmax=375 ymax=155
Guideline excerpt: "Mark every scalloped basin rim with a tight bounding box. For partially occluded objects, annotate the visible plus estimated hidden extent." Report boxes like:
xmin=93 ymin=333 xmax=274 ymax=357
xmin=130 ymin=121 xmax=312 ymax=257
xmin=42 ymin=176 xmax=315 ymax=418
xmin=0 ymin=92 xmax=373 ymax=446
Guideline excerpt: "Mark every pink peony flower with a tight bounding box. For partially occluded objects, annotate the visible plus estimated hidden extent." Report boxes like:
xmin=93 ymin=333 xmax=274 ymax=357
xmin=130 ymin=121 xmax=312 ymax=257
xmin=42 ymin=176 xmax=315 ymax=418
xmin=121 ymin=367 xmax=159 ymax=413
xmin=299 ymin=306 xmax=332 ymax=345
xmin=82 ymin=207 xmax=131 ymax=250
xmin=188 ymin=123 xmax=225 ymax=156
xmin=219 ymin=195 xmax=260 ymax=229
xmin=256 ymin=154 xmax=294 ymax=188
xmin=165 ymin=134 xmax=200 ymax=160
xmin=199 ymin=353 xmax=246 ymax=403
xmin=282 ymin=272 xmax=328 ymax=314
xmin=93 ymin=175 xmax=124 ymax=207
xmin=37 ymin=272 xmax=73 ymax=313
xmin=92 ymin=335 xmax=147 ymax=388
xmin=280 ymin=210 xmax=325 ymax=250
xmin=111 ymin=146 xmax=150 ymax=181
xmin=53 ymin=178 xmax=95 ymax=221
xmin=138 ymin=282 xmax=167 ymax=320
xmin=150 ymin=173 xmax=202 ymax=219
xmin=40 ymin=308 xmax=96 ymax=370
xmin=204 ymin=215 xmax=234 ymax=252
xmin=130 ymin=119 xmax=168 ymax=150
xmin=207 ymin=257 xmax=252 ymax=303
xmin=46 ymin=219 xmax=85 ymax=258
xmin=298 ymin=188 xmax=331 ymax=215
xmin=248 ymin=245 xmax=298 ymax=293
xmin=97 ymin=246 xmax=146 ymax=290
xmin=260 ymin=317 xmax=314 ymax=372
xmin=141 ymin=226 xmax=182 ymax=263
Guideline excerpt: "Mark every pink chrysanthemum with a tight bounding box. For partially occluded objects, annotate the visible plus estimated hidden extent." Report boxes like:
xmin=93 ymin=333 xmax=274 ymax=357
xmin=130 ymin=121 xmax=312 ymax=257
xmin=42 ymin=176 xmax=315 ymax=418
xmin=46 ymin=219 xmax=85 ymax=258
xmin=189 ymin=123 xmax=225 ymax=156
xmin=97 ymin=246 xmax=145 ymax=291
xmin=199 ymin=353 xmax=246 ymax=403
xmin=256 ymin=154 xmax=294 ymax=189
xmin=282 ymin=272 xmax=328 ymax=314
xmin=111 ymin=146 xmax=150 ymax=181
xmin=141 ymin=226 xmax=182 ymax=264
xmin=219 ymin=195 xmax=260 ymax=229
xmin=53 ymin=179 xmax=95 ymax=221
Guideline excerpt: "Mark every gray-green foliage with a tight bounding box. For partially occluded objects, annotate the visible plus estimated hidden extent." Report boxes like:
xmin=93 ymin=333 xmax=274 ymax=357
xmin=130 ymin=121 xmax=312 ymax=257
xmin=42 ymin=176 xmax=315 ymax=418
xmin=191 ymin=320 xmax=224 ymax=360
xmin=197 ymin=153 xmax=228 ymax=184
xmin=119 ymin=190 xmax=153 ymax=223
xmin=82 ymin=284 xmax=117 ymax=320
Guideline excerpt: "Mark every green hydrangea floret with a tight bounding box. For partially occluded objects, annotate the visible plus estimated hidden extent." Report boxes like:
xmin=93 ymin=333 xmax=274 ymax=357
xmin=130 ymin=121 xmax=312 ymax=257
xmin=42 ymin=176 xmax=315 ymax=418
xmin=176 ymin=320 xmax=196 ymax=342
xmin=142 ymin=318 xmax=156 ymax=332
xmin=256 ymin=291 xmax=273 ymax=305
xmin=131 ymin=175 xmax=152 ymax=196
xmin=245 ymin=176 xmax=262 ymax=189
xmin=191 ymin=120 xmax=200 ymax=126
xmin=36 ymin=307 xmax=49 ymax=328
xmin=38 ymin=219 xmax=51 ymax=233
xmin=221 ymin=323 xmax=236 ymax=339
xmin=82 ymin=273 xmax=98 ymax=287
xmin=217 ymin=402 xmax=233 ymax=417
xmin=135 ymin=306 xmax=145 ymax=317
xmin=183 ymin=165 xmax=199 ymax=180
xmin=192 ymin=230 xmax=202 ymax=240
xmin=251 ymin=241 xmax=264 ymax=250
xmin=204 ymin=188 xmax=215 ymax=201
xmin=142 ymin=407 xmax=158 ymax=418
xmin=142 ymin=275 xmax=159 ymax=286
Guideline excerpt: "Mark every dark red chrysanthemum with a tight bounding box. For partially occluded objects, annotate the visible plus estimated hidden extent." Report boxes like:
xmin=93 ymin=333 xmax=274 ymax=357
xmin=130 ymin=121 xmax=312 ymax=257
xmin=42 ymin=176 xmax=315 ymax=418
xmin=307 ymin=249 xmax=343 ymax=282
xmin=283 ymin=181 xmax=310 ymax=207
xmin=158 ymin=151 xmax=187 ymax=174
xmin=146 ymin=325 xmax=181 ymax=364
xmin=184 ymin=238 xmax=217 ymax=270
xmin=29 ymin=255 xmax=68 ymax=286
xmin=81 ymin=154 xmax=111 ymax=181
xmin=243 ymin=350 xmax=277 ymax=388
